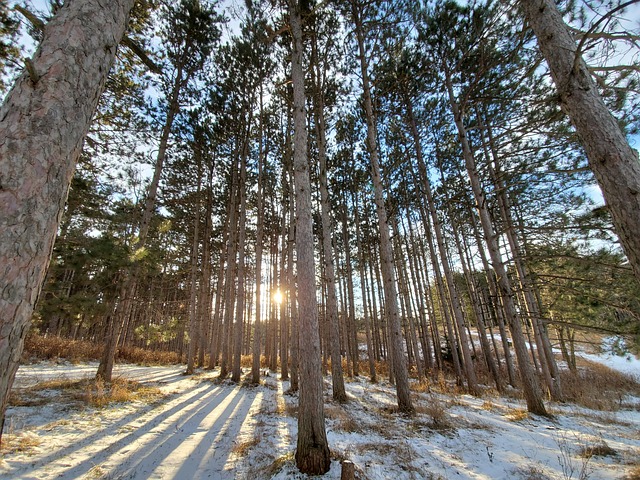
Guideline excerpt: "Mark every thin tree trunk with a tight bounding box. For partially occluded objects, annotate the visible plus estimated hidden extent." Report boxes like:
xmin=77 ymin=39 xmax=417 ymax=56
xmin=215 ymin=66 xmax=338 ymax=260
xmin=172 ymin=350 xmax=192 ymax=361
xmin=407 ymin=101 xmax=478 ymax=393
xmin=354 ymin=194 xmax=377 ymax=382
xmin=219 ymin=160 xmax=240 ymax=379
xmin=444 ymin=70 xmax=547 ymax=416
xmin=288 ymin=192 xmax=300 ymax=391
xmin=251 ymin=89 xmax=266 ymax=384
xmin=351 ymin=0 xmax=413 ymax=413
xmin=232 ymin=125 xmax=250 ymax=383
xmin=186 ymin=165 xmax=202 ymax=375
xmin=96 ymin=60 xmax=184 ymax=384
xmin=313 ymin=75 xmax=346 ymax=399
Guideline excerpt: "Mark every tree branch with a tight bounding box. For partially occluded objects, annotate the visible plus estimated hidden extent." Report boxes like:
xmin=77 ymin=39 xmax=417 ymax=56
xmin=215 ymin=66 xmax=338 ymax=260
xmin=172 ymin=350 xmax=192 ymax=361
xmin=14 ymin=4 xmax=162 ymax=75
xmin=572 ymin=0 xmax=640 ymax=75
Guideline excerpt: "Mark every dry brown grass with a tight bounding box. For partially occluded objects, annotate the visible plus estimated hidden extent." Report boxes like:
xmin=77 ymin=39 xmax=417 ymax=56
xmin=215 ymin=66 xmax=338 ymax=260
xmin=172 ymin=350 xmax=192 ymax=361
xmin=560 ymin=359 xmax=640 ymax=411
xmin=118 ymin=346 xmax=180 ymax=365
xmin=505 ymin=408 xmax=530 ymax=422
xmin=481 ymin=400 xmax=504 ymax=413
xmin=24 ymin=334 xmax=181 ymax=365
xmin=410 ymin=380 xmax=431 ymax=394
xmin=0 ymin=433 xmax=42 ymax=454
xmin=263 ymin=451 xmax=295 ymax=477
xmin=231 ymin=435 xmax=260 ymax=457
xmin=512 ymin=464 xmax=552 ymax=480
xmin=23 ymin=335 xmax=102 ymax=362
xmin=240 ymin=355 xmax=253 ymax=369
xmin=10 ymin=377 xmax=164 ymax=409
xmin=82 ymin=378 xmax=164 ymax=407
xmin=623 ymin=464 xmax=640 ymax=480
xmin=373 ymin=360 xmax=390 ymax=378
xmin=325 ymin=404 xmax=362 ymax=433
xmin=415 ymin=394 xmax=454 ymax=431
xmin=578 ymin=442 xmax=618 ymax=459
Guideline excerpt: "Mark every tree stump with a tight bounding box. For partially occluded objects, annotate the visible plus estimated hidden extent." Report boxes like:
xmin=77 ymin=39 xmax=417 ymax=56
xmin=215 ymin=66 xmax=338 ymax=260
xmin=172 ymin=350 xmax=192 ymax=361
xmin=341 ymin=460 xmax=355 ymax=480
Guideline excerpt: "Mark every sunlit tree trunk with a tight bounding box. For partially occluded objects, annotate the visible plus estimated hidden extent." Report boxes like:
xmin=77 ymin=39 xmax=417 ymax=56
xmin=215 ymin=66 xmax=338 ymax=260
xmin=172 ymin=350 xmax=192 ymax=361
xmin=251 ymin=90 xmax=266 ymax=385
xmin=219 ymin=161 xmax=240 ymax=379
xmin=478 ymin=111 xmax=561 ymax=400
xmin=312 ymin=49 xmax=346 ymax=399
xmin=0 ymin=0 xmax=135 ymax=443
xmin=232 ymin=129 xmax=249 ymax=383
xmin=288 ymin=194 xmax=300 ymax=391
xmin=519 ymin=0 xmax=640 ymax=285
xmin=354 ymin=193 xmax=377 ymax=382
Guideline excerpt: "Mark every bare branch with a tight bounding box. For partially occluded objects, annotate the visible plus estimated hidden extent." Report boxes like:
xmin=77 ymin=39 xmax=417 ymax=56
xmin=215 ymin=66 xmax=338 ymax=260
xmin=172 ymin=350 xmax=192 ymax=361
xmin=572 ymin=0 xmax=640 ymax=75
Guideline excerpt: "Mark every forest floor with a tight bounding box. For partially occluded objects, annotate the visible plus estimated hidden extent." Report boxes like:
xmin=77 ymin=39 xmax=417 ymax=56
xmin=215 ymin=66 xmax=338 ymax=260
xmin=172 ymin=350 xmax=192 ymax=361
xmin=1 ymin=345 xmax=639 ymax=479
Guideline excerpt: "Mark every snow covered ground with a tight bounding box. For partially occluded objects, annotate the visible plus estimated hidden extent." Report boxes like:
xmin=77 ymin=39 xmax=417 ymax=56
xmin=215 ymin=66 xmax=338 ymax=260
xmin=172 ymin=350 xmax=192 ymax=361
xmin=1 ymin=351 xmax=639 ymax=479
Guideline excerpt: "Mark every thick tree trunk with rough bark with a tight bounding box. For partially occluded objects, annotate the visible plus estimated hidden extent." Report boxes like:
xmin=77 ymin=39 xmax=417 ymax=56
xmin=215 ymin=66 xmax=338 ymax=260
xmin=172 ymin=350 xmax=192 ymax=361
xmin=0 ymin=0 xmax=135 ymax=443
xmin=289 ymin=1 xmax=331 ymax=474
xmin=519 ymin=0 xmax=640 ymax=284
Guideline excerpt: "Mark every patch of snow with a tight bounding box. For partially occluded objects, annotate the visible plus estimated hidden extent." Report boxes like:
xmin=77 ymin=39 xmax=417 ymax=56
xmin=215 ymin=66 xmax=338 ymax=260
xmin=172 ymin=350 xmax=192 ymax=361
xmin=2 ymin=346 xmax=639 ymax=479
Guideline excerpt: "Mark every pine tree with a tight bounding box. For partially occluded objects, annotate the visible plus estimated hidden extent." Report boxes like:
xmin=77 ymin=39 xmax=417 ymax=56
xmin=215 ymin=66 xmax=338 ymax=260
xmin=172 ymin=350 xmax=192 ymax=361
xmin=0 ymin=0 xmax=136 ymax=446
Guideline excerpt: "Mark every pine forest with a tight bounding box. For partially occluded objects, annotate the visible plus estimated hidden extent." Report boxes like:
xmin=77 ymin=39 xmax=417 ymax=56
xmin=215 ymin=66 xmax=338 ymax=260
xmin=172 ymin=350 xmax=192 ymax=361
xmin=1 ymin=0 xmax=640 ymax=478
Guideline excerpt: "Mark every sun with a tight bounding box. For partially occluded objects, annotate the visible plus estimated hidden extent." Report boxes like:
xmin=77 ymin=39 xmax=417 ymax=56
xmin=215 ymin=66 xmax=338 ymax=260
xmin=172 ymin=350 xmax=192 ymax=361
xmin=272 ymin=289 xmax=284 ymax=304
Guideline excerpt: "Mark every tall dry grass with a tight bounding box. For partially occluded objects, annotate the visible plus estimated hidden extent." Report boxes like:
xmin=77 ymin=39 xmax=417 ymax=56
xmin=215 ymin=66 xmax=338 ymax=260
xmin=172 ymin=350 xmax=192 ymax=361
xmin=559 ymin=358 xmax=640 ymax=411
xmin=23 ymin=334 xmax=181 ymax=365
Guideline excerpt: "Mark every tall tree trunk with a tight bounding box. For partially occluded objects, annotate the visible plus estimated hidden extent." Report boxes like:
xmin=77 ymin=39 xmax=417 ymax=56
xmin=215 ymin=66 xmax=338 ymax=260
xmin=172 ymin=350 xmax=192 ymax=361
xmin=351 ymin=0 xmax=413 ymax=413
xmin=468 ymin=205 xmax=517 ymax=386
xmin=232 ymin=126 xmax=249 ymax=383
xmin=519 ymin=0 xmax=640 ymax=284
xmin=251 ymin=89 xmax=266 ymax=385
xmin=354 ymin=194 xmax=377 ymax=382
xmin=198 ymin=164 xmax=214 ymax=368
xmin=405 ymin=97 xmax=478 ymax=394
xmin=417 ymin=199 xmax=463 ymax=380
xmin=313 ymin=85 xmax=346 ymax=399
xmin=288 ymin=194 xmax=300 ymax=391
xmin=96 ymin=60 xmax=184 ymax=384
xmin=478 ymin=110 xmax=561 ymax=400
xmin=0 ymin=0 xmax=135 ymax=443
xmin=341 ymin=205 xmax=360 ymax=378
xmin=279 ymin=219 xmax=289 ymax=380
xmin=219 ymin=160 xmax=240 ymax=379
xmin=186 ymin=165 xmax=202 ymax=375
xmin=289 ymin=1 xmax=330 ymax=474
xmin=444 ymin=70 xmax=547 ymax=416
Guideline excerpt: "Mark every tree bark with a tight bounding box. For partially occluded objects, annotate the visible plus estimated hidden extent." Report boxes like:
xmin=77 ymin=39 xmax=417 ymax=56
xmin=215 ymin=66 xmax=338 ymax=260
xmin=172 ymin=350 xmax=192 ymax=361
xmin=0 ymin=0 xmax=135 ymax=443
xmin=232 ymin=127 xmax=250 ymax=383
xmin=519 ymin=0 xmax=640 ymax=284
xmin=312 ymin=64 xmax=347 ymax=399
xmin=96 ymin=52 xmax=184 ymax=384
xmin=289 ymin=0 xmax=331 ymax=474
xmin=251 ymin=89 xmax=266 ymax=385
xmin=444 ymin=70 xmax=547 ymax=416
xmin=186 ymin=164 xmax=203 ymax=375
xmin=351 ymin=0 xmax=413 ymax=413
